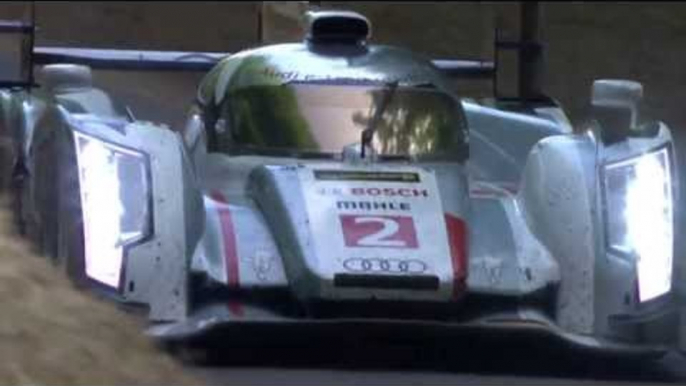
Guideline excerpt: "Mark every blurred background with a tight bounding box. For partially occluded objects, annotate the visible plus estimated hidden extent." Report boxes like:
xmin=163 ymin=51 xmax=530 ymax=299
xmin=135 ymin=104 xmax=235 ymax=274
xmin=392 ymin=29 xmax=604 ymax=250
xmin=0 ymin=2 xmax=681 ymax=135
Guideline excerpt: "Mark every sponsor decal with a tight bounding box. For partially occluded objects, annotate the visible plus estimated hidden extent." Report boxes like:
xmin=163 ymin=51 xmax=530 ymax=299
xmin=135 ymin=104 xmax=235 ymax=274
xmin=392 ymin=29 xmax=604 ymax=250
xmin=336 ymin=201 xmax=411 ymax=211
xmin=243 ymin=249 xmax=275 ymax=282
xmin=314 ymin=170 xmax=420 ymax=183
xmin=342 ymin=257 xmax=427 ymax=274
xmin=317 ymin=186 xmax=429 ymax=198
xmin=258 ymin=67 xmax=432 ymax=88
xmin=298 ymin=166 xmax=460 ymax=299
xmin=340 ymin=214 xmax=418 ymax=249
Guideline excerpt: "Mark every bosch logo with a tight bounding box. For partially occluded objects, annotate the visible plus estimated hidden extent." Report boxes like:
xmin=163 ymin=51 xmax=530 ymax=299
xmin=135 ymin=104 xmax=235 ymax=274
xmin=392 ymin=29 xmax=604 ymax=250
xmin=317 ymin=187 xmax=429 ymax=198
xmin=350 ymin=187 xmax=429 ymax=198
xmin=342 ymin=258 xmax=427 ymax=274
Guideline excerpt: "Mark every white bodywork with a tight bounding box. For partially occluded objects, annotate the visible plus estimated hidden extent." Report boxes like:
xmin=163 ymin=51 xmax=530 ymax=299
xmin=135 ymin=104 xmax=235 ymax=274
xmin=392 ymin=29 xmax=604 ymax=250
xmin=3 ymin=36 xmax=680 ymax=356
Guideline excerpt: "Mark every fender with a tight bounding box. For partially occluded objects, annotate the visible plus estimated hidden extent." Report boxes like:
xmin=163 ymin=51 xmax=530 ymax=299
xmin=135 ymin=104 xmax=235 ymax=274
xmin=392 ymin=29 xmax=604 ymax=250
xmin=121 ymin=120 xmax=204 ymax=321
xmin=519 ymin=123 xmax=680 ymax=345
xmin=33 ymin=108 xmax=204 ymax=322
xmin=519 ymin=132 xmax=599 ymax=336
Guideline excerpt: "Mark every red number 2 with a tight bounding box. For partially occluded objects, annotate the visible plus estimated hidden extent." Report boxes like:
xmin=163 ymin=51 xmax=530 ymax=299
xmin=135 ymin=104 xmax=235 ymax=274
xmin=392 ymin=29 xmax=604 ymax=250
xmin=339 ymin=215 xmax=419 ymax=249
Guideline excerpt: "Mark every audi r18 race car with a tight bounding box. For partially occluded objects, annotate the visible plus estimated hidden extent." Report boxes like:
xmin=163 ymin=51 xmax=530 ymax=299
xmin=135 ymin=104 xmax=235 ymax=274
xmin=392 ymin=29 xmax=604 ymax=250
xmin=0 ymin=5 xmax=683 ymax=357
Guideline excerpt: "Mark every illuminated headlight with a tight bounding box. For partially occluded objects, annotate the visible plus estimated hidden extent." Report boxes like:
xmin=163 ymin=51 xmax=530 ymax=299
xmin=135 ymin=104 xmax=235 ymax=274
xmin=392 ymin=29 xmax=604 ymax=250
xmin=603 ymin=147 xmax=673 ymax=302
xmin=73 ymin=131 xmax=151 ymax=289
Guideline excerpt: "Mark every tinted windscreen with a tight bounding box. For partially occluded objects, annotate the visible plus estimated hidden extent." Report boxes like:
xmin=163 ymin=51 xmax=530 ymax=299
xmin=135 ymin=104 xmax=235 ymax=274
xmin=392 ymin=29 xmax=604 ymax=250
xmin=218 ymin=83 xmax=466 ymax=159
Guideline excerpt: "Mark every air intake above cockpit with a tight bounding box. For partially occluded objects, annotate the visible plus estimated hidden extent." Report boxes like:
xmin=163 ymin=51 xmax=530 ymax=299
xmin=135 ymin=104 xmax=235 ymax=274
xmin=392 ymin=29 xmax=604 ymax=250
xmin=305 ymin=10 xmax=371 ymax=45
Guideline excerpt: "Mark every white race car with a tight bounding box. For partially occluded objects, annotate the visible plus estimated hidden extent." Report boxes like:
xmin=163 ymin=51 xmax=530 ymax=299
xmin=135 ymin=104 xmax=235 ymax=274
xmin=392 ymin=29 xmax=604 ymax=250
xmin=0 ymin=8 xmax=682 ymax=358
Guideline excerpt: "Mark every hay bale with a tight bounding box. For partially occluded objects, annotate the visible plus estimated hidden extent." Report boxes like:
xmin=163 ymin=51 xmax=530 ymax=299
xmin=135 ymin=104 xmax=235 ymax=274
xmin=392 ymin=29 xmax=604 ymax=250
xmin=0 ymin=197 xmax=197 ymax=385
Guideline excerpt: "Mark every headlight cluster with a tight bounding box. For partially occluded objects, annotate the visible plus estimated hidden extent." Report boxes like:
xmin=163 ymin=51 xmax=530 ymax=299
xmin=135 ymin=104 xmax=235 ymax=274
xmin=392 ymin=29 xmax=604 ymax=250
xmin=603 ymin=147 xmax=673 ymax=303
xmin=73 ymin=131 xmax=151 ymax=289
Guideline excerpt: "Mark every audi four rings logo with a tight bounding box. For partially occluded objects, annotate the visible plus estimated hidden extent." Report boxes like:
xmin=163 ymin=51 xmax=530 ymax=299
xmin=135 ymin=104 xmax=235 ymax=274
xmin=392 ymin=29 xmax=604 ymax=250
xmin=343 ymin=257 xmax=427 ymax=274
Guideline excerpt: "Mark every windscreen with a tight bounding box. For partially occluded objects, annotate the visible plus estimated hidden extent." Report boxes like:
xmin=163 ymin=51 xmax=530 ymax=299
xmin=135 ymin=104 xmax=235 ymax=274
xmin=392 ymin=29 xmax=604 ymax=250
xmin=216 ymin=83 xmax=467 ymax=160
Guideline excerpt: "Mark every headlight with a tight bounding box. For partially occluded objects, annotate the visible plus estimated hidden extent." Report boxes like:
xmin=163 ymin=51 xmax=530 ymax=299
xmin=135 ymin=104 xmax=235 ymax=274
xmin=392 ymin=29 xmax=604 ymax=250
xmin=603 ymin=147 xmax=673 ymax=302
xmin=73 ymin=131 xmax=151 ymax=289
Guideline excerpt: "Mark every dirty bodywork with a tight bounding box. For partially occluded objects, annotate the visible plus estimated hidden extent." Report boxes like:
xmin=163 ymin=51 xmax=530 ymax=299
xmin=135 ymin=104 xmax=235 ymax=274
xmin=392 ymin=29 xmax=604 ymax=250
xmin=0 ymin=9 xmax=681 ymax=357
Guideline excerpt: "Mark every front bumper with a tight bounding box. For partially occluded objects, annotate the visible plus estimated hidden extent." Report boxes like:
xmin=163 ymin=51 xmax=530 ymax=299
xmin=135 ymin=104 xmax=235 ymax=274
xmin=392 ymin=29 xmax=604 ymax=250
xmin=146 ymin=303 xmax=668 ymax=359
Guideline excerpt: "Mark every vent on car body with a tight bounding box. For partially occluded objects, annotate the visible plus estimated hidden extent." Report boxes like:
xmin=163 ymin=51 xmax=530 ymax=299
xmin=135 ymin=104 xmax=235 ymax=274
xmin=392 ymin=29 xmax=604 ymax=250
xmin=334 ymin=273 xmax=439 ymax=291
xmin=305 ymin=10 xmax=370 ymax=45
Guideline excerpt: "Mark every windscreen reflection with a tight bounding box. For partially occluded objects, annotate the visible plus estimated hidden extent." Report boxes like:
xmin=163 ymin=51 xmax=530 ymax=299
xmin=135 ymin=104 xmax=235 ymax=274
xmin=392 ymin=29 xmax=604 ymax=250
xmin=218 ymin=83 xmax=466 ymax=159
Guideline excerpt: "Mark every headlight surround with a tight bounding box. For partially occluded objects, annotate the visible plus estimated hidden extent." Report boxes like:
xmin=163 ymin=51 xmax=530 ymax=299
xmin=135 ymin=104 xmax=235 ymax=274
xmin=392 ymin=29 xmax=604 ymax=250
xmin=603 ymin=146 xmax=674 ymax=303
xmin=73 ymin=131 xmax=151 ymax=289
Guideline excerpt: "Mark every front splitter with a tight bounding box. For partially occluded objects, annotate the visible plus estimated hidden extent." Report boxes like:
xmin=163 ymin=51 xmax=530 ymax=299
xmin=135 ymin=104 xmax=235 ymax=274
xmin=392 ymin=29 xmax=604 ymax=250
xmin=146 ymin=303 xmax=668 ymax=359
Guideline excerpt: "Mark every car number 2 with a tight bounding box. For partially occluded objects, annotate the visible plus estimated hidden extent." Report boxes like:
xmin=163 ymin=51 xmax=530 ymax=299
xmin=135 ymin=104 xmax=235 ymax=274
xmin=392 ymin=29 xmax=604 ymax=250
xmin=339 ymin=214 xmax=419 ymax=249
xmin=356 ymin=217 xmax=402 ymax=247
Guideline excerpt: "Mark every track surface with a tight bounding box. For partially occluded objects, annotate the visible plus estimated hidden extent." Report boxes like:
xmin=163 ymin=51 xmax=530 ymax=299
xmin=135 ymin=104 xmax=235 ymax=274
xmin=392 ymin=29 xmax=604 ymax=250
xmin=184 ymin=333 xmax=686 ymax=385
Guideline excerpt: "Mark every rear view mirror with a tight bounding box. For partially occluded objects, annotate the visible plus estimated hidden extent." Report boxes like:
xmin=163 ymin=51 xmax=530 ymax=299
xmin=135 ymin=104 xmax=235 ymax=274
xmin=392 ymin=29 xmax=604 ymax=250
xmin=0 ymin=20 xmax=34 ymax=88
xmin=591 ymin=79 xmax=644 ymax=143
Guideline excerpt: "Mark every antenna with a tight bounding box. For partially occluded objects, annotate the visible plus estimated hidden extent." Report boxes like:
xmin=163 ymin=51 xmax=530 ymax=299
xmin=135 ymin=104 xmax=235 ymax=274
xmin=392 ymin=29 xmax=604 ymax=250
xmin=28 ymin=1 xmax=36 ymax=90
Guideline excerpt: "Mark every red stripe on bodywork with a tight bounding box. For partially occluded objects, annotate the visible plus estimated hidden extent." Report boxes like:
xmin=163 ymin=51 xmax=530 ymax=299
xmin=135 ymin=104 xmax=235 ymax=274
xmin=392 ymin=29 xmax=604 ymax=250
xmin=445 ymin=214 xmax=468 ymax=299
xmin=210 ymin=191 xmax=243 ymax=317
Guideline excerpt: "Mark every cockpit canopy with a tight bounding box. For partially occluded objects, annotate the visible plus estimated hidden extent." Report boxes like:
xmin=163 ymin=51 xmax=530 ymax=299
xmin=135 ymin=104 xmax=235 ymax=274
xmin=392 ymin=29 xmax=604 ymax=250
xmin=198 ymin=11 xmax=469 ymax=161
xmin=214 ymin=82 xmax=466 ymax=160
